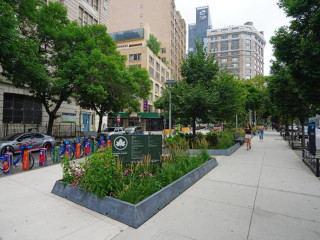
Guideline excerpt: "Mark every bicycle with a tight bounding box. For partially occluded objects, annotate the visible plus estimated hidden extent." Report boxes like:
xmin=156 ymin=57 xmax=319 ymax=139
xmin=80 ymin=137 xmax=95 ymax=157
xmin=48 ymin=139 xmax=75 ymax=161
xmin=0 ymin=144 xmax=35 ymax=171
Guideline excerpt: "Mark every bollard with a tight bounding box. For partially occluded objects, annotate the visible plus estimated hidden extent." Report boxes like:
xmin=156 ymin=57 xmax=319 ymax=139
xmin=39 ymin=148 xmax=47 ymax=167
xmin=23 ymin=151 xmax=29 ymax=170
xmin=3 ymin=153 xmax=13 ymax=175
xmin=53 ymin=146 xmax=60 ymax=163
xmin=84 ymin=142 xmax=90 ymax=156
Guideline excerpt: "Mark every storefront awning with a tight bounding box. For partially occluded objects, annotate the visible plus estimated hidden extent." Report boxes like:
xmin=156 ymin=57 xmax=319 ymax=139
xmin=108 ymin=112 xmax=130 ymax=118
xmin=137 ymin=112 xmax=160 ymax=118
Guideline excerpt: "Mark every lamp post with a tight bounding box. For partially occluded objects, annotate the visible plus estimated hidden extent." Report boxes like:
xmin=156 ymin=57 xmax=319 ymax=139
xmin=165 ymin=79 xmax=176 ymax=137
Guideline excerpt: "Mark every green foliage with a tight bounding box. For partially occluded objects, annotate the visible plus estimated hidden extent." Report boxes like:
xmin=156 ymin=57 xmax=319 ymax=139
xmin=61 ymin=147 xmax=211 ymax=204
xmin=214 ymin=131 xmax=235 ymax=149
xmin=146 ymin=34 xmax=161 ymax=56
xmin=271 ymin=0 xmax=320 ymax=108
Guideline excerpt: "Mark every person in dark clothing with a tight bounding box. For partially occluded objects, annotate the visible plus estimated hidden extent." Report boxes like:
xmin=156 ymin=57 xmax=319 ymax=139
xmin=244 ymin=124 xmax=252 ymax=150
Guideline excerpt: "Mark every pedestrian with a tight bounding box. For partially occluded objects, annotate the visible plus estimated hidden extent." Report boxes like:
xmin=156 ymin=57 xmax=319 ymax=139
xmin=258 ymin=124 xmax=265 ymax=140
xmin=244 ymin=123 xmax=252 ymax=150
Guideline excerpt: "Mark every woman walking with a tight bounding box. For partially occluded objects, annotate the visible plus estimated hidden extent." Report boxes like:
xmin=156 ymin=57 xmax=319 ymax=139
xmin=244 ymin=124 xmax=252 ymax=150
xmin=258 ymin=124 xmax=265 ymax=140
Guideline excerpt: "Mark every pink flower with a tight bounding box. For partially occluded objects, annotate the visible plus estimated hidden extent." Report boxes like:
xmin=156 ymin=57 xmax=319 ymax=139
xmin=140 ymin=174 xmax=144 ymax=178
xmin=129 ymin=169 xmax=133 ymax=172
xmin=88 ymin=185 xmax=91 ymax=189
xmin=148 ymin=173 xmax=154 ymax=178
xmin=123 ymin=170 xmax=129 ymax=175
xmin=114 ymin=179 xmax=118 ymax=182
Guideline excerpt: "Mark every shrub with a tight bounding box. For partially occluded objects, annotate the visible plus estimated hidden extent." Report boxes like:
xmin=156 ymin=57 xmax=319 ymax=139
xmin=205 ymin=131 xmax=218 ymax=147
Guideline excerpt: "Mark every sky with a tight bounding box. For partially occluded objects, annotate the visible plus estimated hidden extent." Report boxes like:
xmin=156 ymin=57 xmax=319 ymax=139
xmin=175 ymin=0 xmax=291 ymax=75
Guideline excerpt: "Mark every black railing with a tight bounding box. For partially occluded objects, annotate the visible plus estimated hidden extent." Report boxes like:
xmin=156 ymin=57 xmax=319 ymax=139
xmin=302 ymin=149 xmax=320 ymax=177
xmin=0 ymin=123 xmax=81 ymax=139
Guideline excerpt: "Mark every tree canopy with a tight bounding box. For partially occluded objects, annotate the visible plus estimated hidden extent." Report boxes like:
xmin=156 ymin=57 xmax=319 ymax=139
xmin=146 ymin=34 xmax=161 ymax=57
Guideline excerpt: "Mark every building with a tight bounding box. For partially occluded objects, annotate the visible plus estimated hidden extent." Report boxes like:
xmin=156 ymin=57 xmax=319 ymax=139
xmin=48 ymin=0 xmax=109 ymax=27
xmin=188 ymin=6 xmax=212 ymax=52
xmin=108 ymin=0 xmax=186 ymax=80
xmin=108 ymin=26 xmax=170 ymax=131
xmin=207 ymin=22 xmax=266 ymax=79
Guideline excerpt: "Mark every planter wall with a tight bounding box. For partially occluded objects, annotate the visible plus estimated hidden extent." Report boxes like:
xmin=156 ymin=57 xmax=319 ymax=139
xmin=189 ymin=143 xmax=240 ymax=156
xmin=52 ymin=158 xmax=218 ymax=228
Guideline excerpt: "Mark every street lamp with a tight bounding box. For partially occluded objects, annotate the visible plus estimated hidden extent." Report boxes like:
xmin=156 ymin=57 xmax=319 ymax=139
xmin=165 ymin=79 xmax=176 ymax=137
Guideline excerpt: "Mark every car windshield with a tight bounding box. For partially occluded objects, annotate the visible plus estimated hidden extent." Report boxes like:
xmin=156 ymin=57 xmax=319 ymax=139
xmin=103 ymin=128 xmax=115 ymax=132
xmin=125 ymin=127 xmax=135 ymax=131
xmin=0 ymin=133 xmax=22 ymax=141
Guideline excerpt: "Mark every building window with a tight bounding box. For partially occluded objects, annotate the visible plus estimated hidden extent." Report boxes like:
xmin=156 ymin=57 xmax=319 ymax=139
xmin=93 ymin=0 xmax=98 ymax=10
xmin=245 ymin=75 xmax=251 ymax=79
xmin=231 ymin=51 xmax=239 ymax=55
xmin=211 ymin=36 xmax=218 ymax=40
xmin=246 ymin=57 xmax=251 ymax=61
xmin=140 ymin=14 xmax=143 ymax=18
xmin=246 ymin=45 xmax=251 ymax=50
xmin=246 ymin=39 xmax=251 ymax=44
xmin=149 ymin=56 xmax=154 ymax=64
xmin=231 ymin=40 xmax=239 ymax=44
xmin=246 ymin=69 xmax=251 ymax=73
xmin=161 ymin=48 xmax=166 ymax=53
xmin=235 ymin=75 xmax=239 ymax=79
xmin=211 ymin=48 xmax=218 ymax=52
xmin=148 ymin=66 xmax=154 ymax=76
xmin=161 ymin=57 xmax=166 ymax=63
xmin=130 ymin=53 xmax=141 ymax=61
xmin=84 ymin=12 xmax=88 ymax=25
xmin=140 ymin=23 xmax=143 ymax=28
xmin=3 ymin=93 xmax=42 ymax=124
xmin=246 ymin=63 xmax=251 ymax=67
xmin=231 ymin=46 xmax=239 ymax=50
xmin=231 ymin=69 xmax=239 ymax=73
xmin=232 ymin=34 xmax=239 ymax=38
xmin=221 ymin=47 xmax=228 ymax=51
xmin=79 ymin=7 xmax=83 ymax=25
xmin=155 ymin=72 xmax=160 ymax=79
xmin=246 ymin=34 xmax=251 ymax=38
xmin=155 ymin=84 xmax=159 ymax=94
xmin=161 ymin=76 xmax=165 ymax=82
xmin=221 ymin=64 xmax=228 ymax=68
xmin=211 ymin=42 xmax=217 ymax=47
xmin=231 ymin=63 xmax=239 ymax=67
xmin=221 ymin=35 xmax=228 ymax=39
xmin=232 ymin=27 xmax=239 ymax=31
xmin=245 ymin=51 xmax=251 ymax=55
xmin=221 ymin=41 xmax=228 ymax=46
xmin=232 ymin=57 xmax=239 ymax=62
xmin=140 ymin=4 xmax=143 ymax=9
xmin=221 ymin=58 xmax=228 ymax=62
xmin=221 ymin=52 xmax=228 ymax=56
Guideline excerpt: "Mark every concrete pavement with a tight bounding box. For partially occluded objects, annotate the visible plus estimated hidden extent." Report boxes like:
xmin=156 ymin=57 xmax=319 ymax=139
xmin=1 ymin=130 xmax=320 ymax=240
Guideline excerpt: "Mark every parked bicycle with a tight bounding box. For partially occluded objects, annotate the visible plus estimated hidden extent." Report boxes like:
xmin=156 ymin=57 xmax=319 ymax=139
xmin=0 ymin=143 xmax=35 ymax=171
xmin=48 ymin=139 xmax=75 ymax=161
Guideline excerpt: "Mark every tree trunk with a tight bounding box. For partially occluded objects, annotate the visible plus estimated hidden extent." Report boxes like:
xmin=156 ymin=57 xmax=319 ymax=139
xmin=291 ymin=120 xmax=294 ymax=142
xmin=300 ymin=120 xmax=305 ymax=148
xmin=47 ymin=114 xmax=55 ymax=136
xmin=192 ymin=117 xmax=196 ymax=137
xmin=97 ymin=113 xmax=103 ymax=133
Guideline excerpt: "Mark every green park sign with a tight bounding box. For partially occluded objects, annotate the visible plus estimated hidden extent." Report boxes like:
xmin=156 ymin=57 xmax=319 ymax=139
xmin=112 ymin=135 xmax=162 ymax=164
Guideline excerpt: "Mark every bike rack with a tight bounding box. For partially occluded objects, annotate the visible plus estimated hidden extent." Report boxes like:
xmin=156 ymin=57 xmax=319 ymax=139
xmin=2 ymin=153 xmax=14 ymax=175
xmin=39 ymin=148 xmax=47 ymax=167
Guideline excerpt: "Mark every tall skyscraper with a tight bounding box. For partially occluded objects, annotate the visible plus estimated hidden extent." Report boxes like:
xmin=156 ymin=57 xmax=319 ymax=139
xmin=108 ymin=0 xmax=186 ymax=80
xmin=207 ymin=22 xmax=265 ymax=79
xmin=188 ymin=6 xmax=212 ymax=52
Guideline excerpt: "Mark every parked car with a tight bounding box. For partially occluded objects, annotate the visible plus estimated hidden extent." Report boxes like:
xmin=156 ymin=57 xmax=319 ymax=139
xmin=0 ymin=132 xmax=57 ymax=155
xmin=124 ymin=126 xmax=144 ymax=134
xmin=99 ymin=127 xmax=125 ymax=137
xmin=297 ymin=126 xmax=308 ymax=139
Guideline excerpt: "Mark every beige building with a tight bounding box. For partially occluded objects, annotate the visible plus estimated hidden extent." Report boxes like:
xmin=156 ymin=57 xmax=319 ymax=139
xmin=108 ymin=26 xmax=170 ymax=131
xmin=207 ymin=22 xmax=265 ymax=79
xmin=47 ymin=0 xmax=109 ymax=27
xmin=108 ymin=0 xmax=186 ymax=80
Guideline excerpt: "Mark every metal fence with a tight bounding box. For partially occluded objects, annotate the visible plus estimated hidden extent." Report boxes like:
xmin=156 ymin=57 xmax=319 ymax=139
xmin=0 ymin=123 xmax=81 ymax=139
xmin=302 ymin=149 xmax=320 ymax=177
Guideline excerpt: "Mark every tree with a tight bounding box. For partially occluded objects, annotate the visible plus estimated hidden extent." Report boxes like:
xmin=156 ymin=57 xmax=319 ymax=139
xmin=271 ymin=0 xmax=320 ymax=107
xmin=156 ymin=41 xmax=242 ymax=136
xmin=267 ymin=61 xmax=310 ymax=146
xmin=146 ymin=34 xmax=161 ymax=57
xmin=0 ymin=1 xmax=94 ymax=135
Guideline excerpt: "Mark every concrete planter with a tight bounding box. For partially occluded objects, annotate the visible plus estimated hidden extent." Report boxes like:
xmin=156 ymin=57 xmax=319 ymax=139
xmin=52 ymin=158 xmax=218 ymax=228
xmin=189 ymin=143 xmax=240 ymax=156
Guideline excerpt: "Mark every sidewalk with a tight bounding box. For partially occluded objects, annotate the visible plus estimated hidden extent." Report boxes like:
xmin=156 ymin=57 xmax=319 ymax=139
xmin=1 ymin=130 xmax=320 ymax=240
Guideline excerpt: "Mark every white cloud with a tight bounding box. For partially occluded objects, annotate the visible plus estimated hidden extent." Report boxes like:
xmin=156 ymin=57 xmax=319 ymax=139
xmin=175 ymin=0 xmax=291 ymax=75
